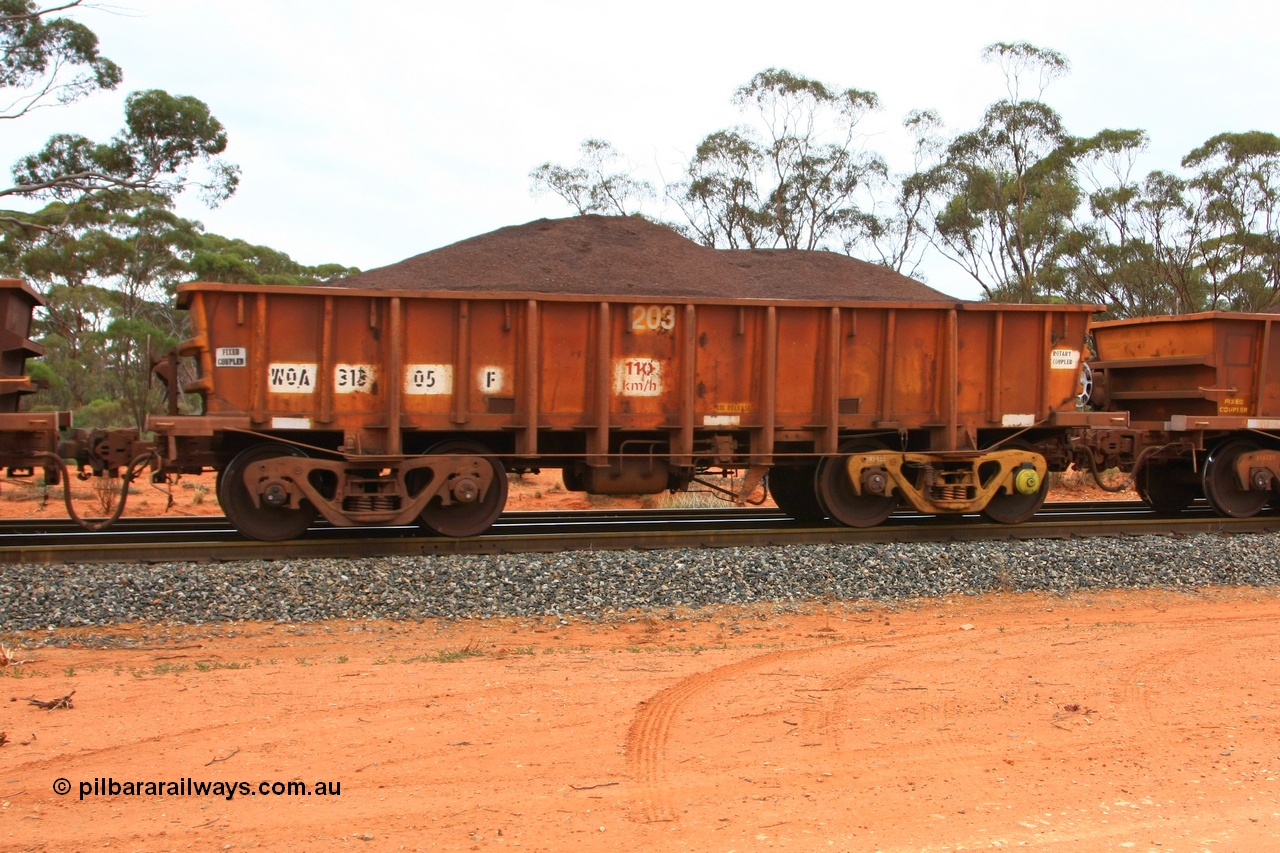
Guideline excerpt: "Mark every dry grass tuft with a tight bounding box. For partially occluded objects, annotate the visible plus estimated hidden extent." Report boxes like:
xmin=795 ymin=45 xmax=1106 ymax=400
xmin=1 ymin=642 xmax=32 ymax=667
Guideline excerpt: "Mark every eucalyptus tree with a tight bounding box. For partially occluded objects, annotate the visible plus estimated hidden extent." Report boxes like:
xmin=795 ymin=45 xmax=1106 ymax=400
xmin=1 ymin=3 xmax=238 ymax=233
xmin=844 ymin=109 xmax=948 ymax=278
xmin=186 ymin=232 xmax=359 ymax=286
xmin=670 ymin=127 xmax=772 ymax=248
xmin=928 ymin=42 xmax=1079 ymax=302
xmin=0 ymin=0 xmax=119 ymax=120
xmin=669 ymin=68 xmax=886 ymax=252
xmin=1055 ymin=130 xmax=1208 ymax=317
xmin=529 ymin=138 xmax=654 ymax=217
xmin=1182 ymin=131 xmax=1280 ymax=311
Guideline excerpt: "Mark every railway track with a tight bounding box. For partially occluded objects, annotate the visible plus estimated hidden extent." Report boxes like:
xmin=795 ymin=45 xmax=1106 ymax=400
xmin=1 ymin=500 xmax=1277 ymax=565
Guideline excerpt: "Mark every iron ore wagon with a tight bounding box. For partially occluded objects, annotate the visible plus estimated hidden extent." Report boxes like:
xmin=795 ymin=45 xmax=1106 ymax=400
xmin=142 ymin=219 xmax=1101 ymax=540
xmin=1083 ymin=310 xmax=1280 ymax=518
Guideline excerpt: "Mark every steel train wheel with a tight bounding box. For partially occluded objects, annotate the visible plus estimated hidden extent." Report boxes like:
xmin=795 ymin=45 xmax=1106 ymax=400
xmin=1202 ymin=439 xmax=1269 ymax=518
xmin=980 ymin=473 xmax=1049 ymax=524
xmin=767 ymin=465 xmax=825 ymax=523
xmin=1136 ymin=462 xmax=1198 ymax=515
xmin=815 ymin=442 xmax=900 ymax=528
xmin=418 ymin=441 xmax=509 ymax=538
xmin=979 ymin=444 xmax=1049 ymax=525
xmin=218 ymin=444 xmax=316 ymax=541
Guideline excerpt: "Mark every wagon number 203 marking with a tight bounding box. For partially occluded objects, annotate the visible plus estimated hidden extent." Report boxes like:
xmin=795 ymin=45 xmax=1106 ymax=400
xmin=631 ymin=305 xmax=676 ymax=333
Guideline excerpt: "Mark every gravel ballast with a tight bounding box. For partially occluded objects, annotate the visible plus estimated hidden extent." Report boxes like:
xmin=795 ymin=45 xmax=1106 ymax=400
xmin=2 ymin=534 xmax=1278 ymax=633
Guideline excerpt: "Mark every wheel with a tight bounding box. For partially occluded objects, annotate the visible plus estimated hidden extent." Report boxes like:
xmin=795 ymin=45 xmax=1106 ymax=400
xmin=980 ymin=468 xmax=1049 ymax=524
xmin=815 ymin=442 xmax=900 ymax=528
xmin=1136 ymin=462 xmax=1198 ymax=515
xmin=1077 ymin=362 xmax=1094 ymax=408
xmin=980 ymin=444 xmax=1049 ymax=524
xmin=418 ymin=441 xmax=508 ymax=537
xmin=560 ymin=464 xmax=584 ymax=492
xmin=1202 ymin=439 xmax=1269 ymax=518
xmin=767 ymin=464 xmax=824 ymax=522
xmin=218 ymin=444 xmax=316 ymax=541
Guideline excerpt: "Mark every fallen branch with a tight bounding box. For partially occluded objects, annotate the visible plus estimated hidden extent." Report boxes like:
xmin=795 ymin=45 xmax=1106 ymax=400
xmin=205 ymin=747 xmax=240 ymax=766
xmin=17 ymin=690 xmax=74 ymax=710
xmin=570 ymin=781 xmax=619 ymax=790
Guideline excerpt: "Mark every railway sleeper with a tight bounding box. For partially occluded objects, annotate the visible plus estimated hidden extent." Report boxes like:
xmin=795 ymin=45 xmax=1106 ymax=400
xmin=844 ymin=448 xmax=1048 ymax=518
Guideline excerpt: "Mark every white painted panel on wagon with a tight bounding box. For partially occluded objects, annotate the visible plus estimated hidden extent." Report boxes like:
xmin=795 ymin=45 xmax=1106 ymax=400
xmin=268 ymin=363 xmax=317 ymax=393
xmin=334 ymin=364 xmax=377 ymax=394
xmin=477 ymin=366 xmax=506 ymax=393
xmin=271 ymin=416 xmax=312 ymax=429
xmin=216 ymin=347 xmax=246 ymax=367
xmin=404 ymin=364 xmax=454 ymax=395
xmin=1001 ymin=413 xmax=1036 ymax=427
xmin=1050 ymin=349 xmax=1080 ymax=370
xmin=614 ymin=358 xmax=663 ymax=397
xmin=703 ymin=414 xmax=740 ymax=426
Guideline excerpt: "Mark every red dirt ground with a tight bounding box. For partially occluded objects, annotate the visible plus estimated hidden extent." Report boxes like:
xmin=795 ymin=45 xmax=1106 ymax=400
xmin=2 ymin=589 xmax=1278 ymax=851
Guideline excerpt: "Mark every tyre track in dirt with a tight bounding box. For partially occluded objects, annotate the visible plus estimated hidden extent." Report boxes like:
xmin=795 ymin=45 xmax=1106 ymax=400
xmin=622 ymin=608 xmax=1280 ymax=830
xmin=622 ymin=625 xmax=984 ymax=824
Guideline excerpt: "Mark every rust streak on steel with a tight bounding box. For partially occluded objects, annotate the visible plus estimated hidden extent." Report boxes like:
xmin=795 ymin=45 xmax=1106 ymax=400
xmin=591 ymin=301 xmax=610 ymax=467
xmin=1258 ymin=318 xmax=1273 ymax=418
xmin=252 ymin=292 xmax=266 ymax=424
xmin=520 ymin=299 xmax=539 ymax=457
xmin=319 ymin=296 xmax=334 ymax=425
xmin=988 ymin=311 xmax=1003 ymax=424
xmin=388 ymin=297 xmax=403 ymax=456
xmin=452 ymin=299 xmax=470 ymax=425
xmin=762 ymin=305 xmax=776 ymax=465
xmin=822 ymin=306 xmax=840 ymax=456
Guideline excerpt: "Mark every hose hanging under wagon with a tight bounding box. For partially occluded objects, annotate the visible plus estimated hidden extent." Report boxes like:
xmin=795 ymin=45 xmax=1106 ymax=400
xmin=36 ymin=451 xmax=161 ymax=532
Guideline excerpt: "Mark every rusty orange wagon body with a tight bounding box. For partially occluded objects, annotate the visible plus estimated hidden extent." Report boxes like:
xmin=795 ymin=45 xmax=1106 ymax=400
xmin=146 ymin=282 xmax=1100 ymax=539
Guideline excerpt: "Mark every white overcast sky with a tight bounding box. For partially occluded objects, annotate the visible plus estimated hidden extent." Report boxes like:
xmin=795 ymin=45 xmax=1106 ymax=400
xmin=5 ymin=0 xmax=1279 ymax=299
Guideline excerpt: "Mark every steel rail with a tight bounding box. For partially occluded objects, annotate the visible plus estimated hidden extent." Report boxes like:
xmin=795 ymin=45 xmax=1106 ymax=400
xmin=1 ymin=501 xmax=1277 ymax=566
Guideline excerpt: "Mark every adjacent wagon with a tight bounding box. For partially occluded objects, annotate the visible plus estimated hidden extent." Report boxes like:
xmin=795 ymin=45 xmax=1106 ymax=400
xmin=1086 ymin=311 xmax=1280 ymax=517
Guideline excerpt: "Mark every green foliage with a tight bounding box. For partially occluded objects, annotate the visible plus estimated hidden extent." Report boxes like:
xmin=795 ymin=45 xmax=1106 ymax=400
xmin=0 ymin=3 xmax=239 ymax=236
xmin=1183 ymin=131 xmax=1280 ymax=311
xmin=8 ymin=88 xmax=240 ymax=217
xmin=187 ymin=233 xmax=358 ymax=285
xmin=0 ymin=0 xmax=121 ymax=119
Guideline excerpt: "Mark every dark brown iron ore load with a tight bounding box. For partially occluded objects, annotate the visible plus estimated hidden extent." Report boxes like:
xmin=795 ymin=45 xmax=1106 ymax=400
xmin=332 ymin=215 xmax=953 ymax=302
